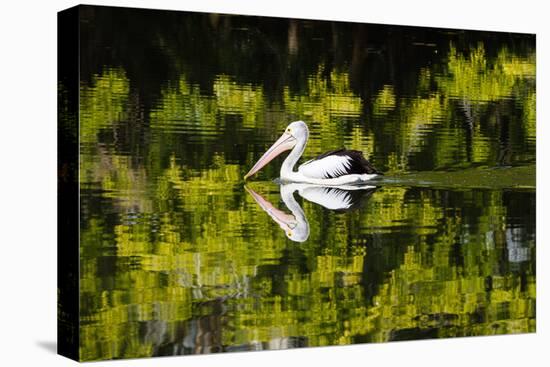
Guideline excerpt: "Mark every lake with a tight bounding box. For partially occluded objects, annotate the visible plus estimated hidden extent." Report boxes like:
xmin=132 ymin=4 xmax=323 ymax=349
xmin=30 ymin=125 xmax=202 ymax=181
xmin=72 ymin=6 xmax=535 ymax=360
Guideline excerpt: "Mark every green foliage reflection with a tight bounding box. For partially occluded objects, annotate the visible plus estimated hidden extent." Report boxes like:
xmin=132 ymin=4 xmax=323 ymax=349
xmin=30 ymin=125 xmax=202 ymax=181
xmin=77 ymin=31 xmax=535 ymax=360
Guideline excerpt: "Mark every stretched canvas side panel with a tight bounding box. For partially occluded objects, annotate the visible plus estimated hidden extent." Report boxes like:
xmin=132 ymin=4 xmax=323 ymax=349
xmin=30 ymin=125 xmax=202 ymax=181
xmin=57 ymin=5 xmax=80 ymax=361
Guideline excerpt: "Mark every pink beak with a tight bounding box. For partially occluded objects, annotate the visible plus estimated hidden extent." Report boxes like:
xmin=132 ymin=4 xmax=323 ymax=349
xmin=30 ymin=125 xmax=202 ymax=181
xmin=244 ymin=132 xmax=296 ymax=179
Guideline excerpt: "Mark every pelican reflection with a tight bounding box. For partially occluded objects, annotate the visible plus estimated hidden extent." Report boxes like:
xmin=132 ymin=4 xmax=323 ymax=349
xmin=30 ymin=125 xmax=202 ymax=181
xmin=245 ymin=183 xmax=376 ymax=243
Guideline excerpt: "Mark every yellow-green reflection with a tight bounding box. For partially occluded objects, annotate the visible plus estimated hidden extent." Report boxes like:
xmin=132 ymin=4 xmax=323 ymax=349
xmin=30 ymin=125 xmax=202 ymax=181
xmin=77 ymin=20 xmax=535 ymax=361
xmin=80 ymin=68 xmax=130 ymax=144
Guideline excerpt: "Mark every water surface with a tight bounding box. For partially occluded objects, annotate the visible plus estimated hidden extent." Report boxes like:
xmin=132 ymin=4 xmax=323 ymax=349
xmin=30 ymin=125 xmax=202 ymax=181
xmin=73 ymin=7 xmax=535 ymax=360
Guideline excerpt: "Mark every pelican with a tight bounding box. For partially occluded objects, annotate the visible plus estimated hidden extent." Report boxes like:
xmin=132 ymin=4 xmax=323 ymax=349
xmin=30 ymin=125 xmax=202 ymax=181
xmin=244 ymin=121 xmax=381 ymax=185
xmin=245 ymin=183 xmax=377 ymax=243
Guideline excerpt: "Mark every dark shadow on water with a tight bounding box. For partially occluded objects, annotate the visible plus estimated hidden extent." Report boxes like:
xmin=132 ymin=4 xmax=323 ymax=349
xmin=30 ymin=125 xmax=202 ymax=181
xmin=36 ymin=340 xmax=57 ymax=354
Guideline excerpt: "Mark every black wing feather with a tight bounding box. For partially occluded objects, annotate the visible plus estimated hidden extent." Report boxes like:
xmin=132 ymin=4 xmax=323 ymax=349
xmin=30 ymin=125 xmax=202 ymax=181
xmin=306 ymin=148 xmax=381 ymax=178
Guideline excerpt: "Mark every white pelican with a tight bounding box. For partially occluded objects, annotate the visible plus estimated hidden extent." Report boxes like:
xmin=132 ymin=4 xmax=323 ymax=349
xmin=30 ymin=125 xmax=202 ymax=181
xmin=246 ymin=183 xmax=377 ymax=243
xmin=244 ymin=121 xmax=381 ymax=185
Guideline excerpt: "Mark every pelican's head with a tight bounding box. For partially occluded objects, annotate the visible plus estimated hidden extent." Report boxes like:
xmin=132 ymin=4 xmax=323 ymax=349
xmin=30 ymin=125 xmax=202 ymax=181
xmin=244 ymin=121 xmax=309 ymax=180
xmin=285 ymin=120 xmax=309 ymax=142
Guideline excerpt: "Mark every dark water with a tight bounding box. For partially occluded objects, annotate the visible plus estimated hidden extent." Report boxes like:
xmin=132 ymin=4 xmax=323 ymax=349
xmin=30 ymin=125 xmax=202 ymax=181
xmin=72 ymin=6 xmax=535 ymax=360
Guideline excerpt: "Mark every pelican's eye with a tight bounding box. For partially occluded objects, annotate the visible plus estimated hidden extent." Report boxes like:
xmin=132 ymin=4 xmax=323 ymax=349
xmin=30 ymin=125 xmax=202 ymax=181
xmin=287 ymin=231 xmax=292 ymax=237
xmin=287 ymin=128 xmax=292 ymax=133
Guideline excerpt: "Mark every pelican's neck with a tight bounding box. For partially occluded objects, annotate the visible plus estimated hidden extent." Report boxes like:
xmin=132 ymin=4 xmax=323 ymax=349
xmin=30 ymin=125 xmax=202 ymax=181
xmin=281 ymin=134 xmax=307 ymax=179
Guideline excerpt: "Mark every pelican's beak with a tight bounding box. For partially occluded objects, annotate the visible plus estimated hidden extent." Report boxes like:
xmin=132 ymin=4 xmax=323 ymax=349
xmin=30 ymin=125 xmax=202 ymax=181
xmin=244 ymin=132 xmax=296 ymax=179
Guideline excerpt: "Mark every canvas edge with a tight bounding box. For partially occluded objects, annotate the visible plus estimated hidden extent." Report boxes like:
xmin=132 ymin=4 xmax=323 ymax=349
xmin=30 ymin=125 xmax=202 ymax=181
xmin=57 ymin=4 xmax=81 ymax=362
